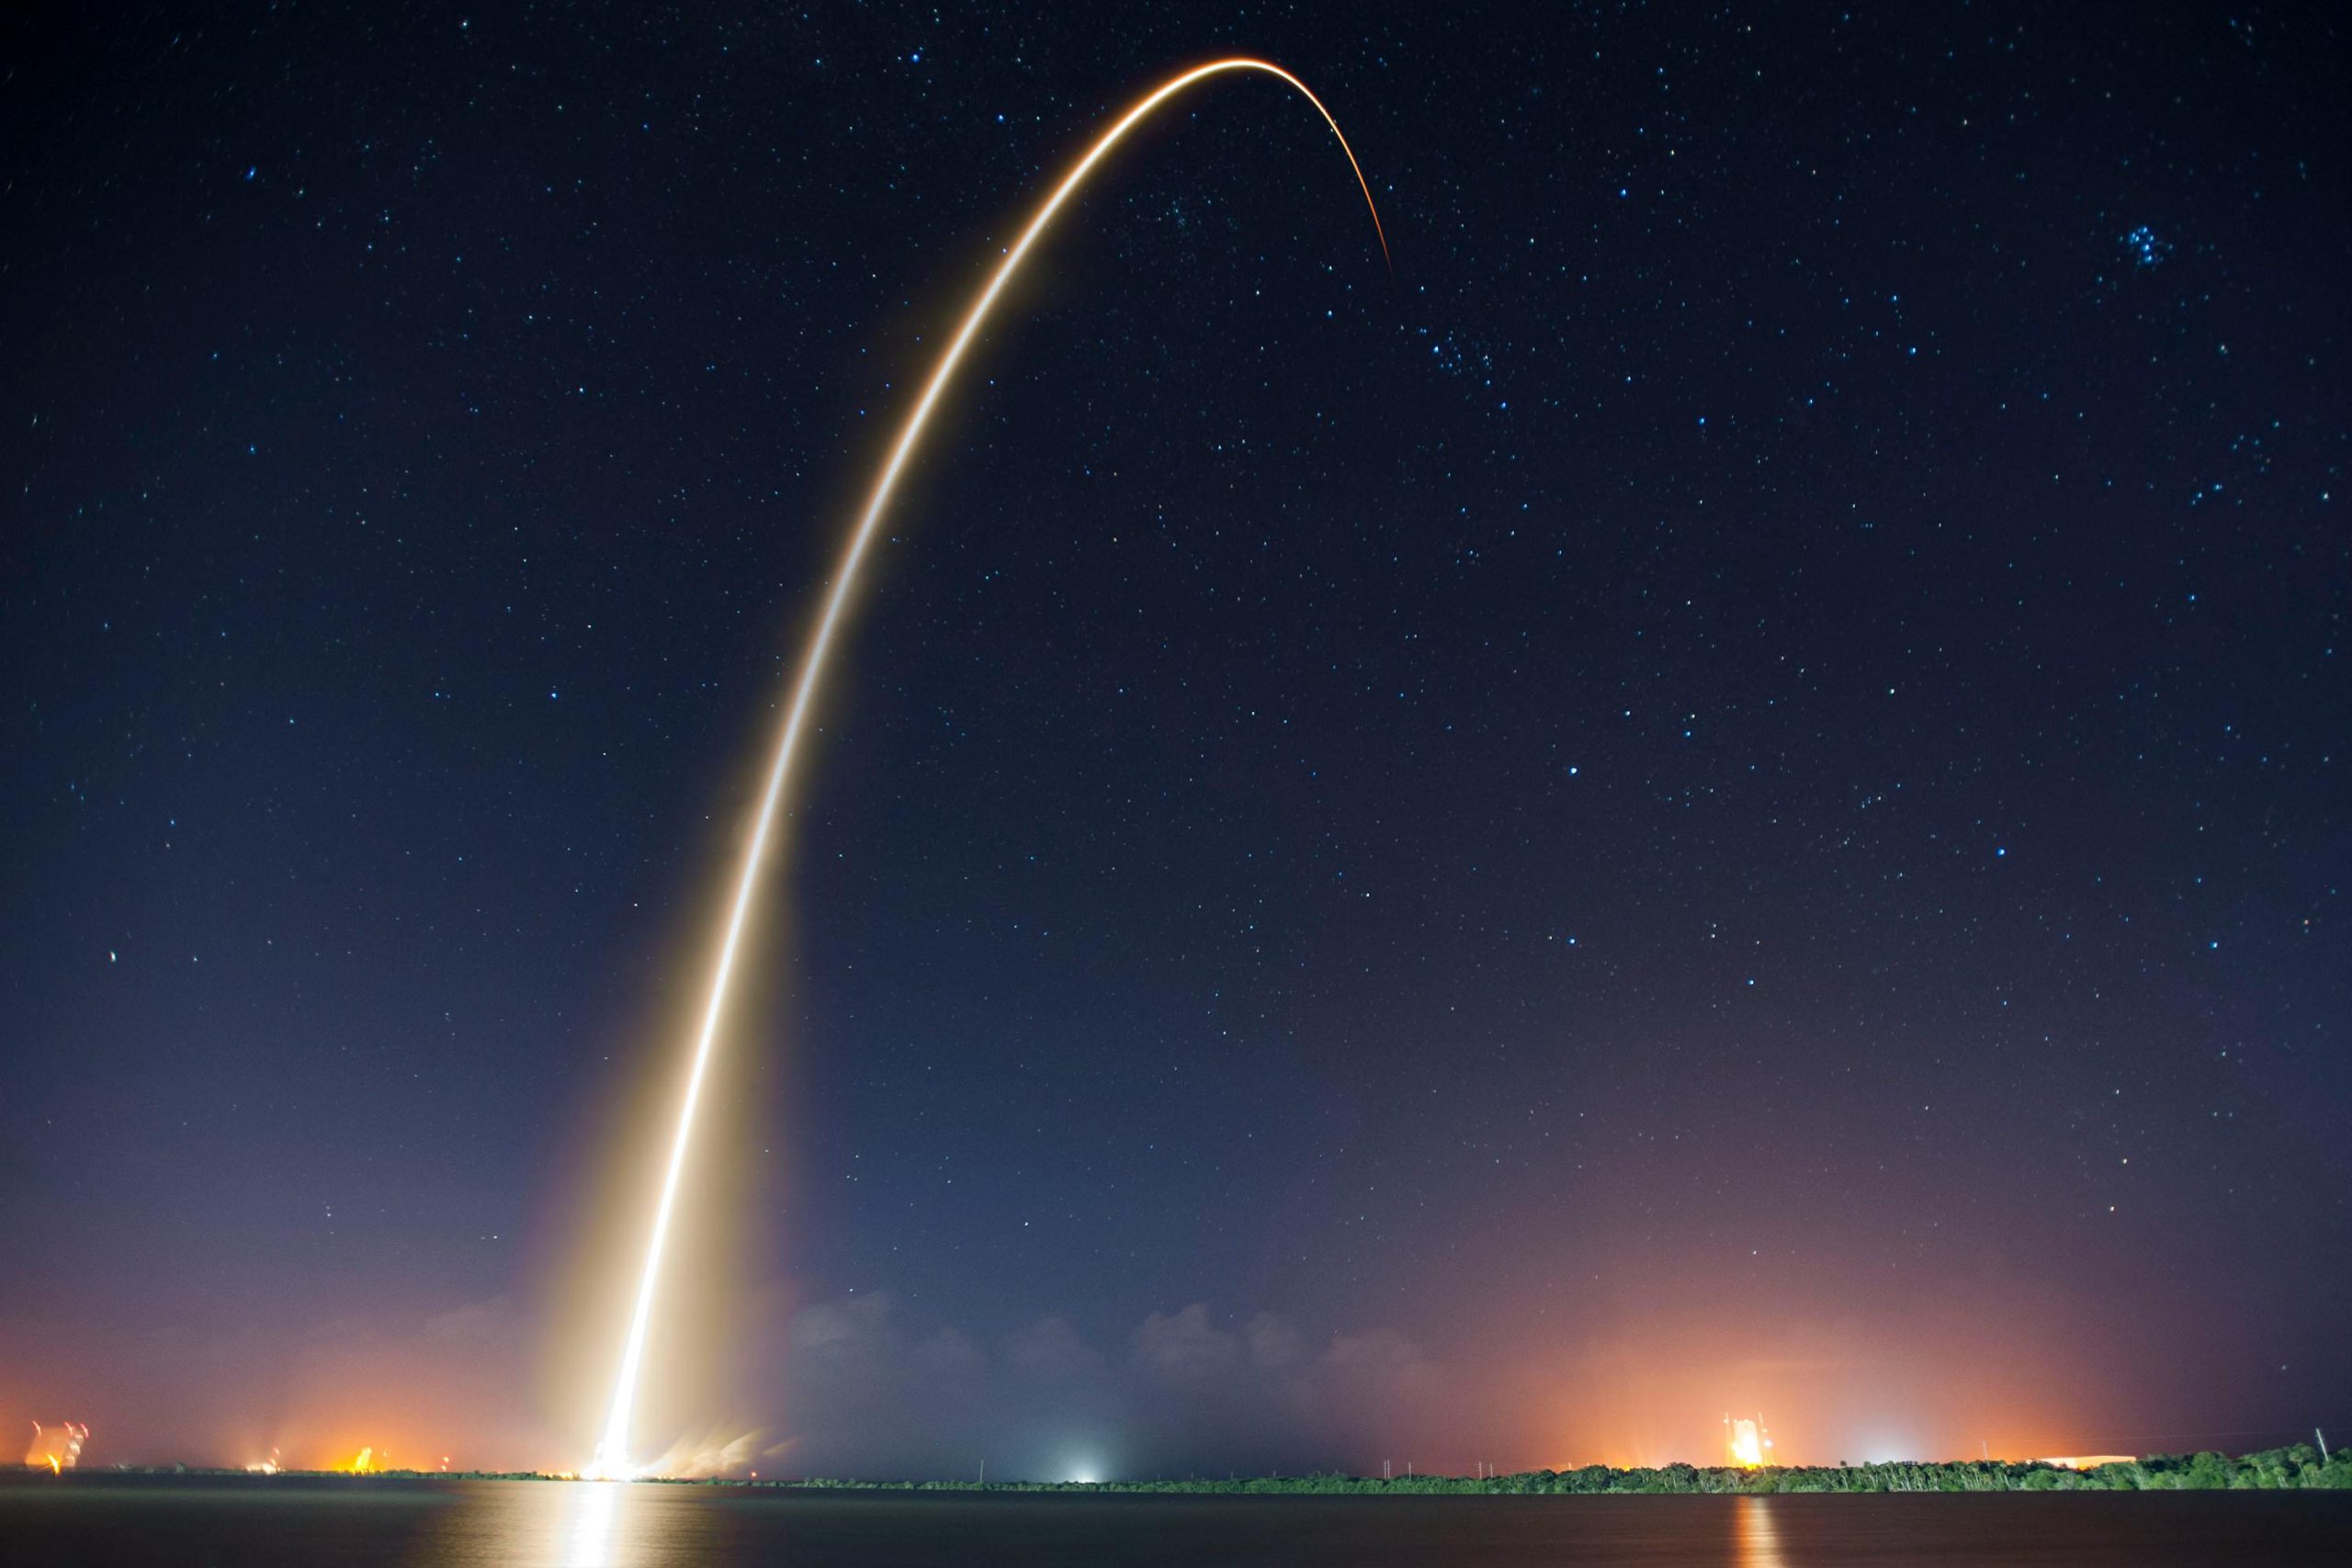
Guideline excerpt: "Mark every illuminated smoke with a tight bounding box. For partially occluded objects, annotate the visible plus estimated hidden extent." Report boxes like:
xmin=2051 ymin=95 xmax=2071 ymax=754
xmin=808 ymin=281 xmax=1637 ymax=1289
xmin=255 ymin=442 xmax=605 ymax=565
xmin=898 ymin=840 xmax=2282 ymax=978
xmin=24 ymin=1421 xmax=88 ymax=1473
xmin=585 ymin=58 xmax=1387 ymax=1478
xmin=1724 ymin=1414 xmax=1770 ymax=1468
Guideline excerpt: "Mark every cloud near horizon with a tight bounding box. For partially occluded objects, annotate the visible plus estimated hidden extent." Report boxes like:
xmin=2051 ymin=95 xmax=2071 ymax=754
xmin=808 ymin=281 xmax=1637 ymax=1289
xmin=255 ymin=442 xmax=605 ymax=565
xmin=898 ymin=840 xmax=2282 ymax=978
xmin=764 ymin=1293 xmax=1454 ymax=1480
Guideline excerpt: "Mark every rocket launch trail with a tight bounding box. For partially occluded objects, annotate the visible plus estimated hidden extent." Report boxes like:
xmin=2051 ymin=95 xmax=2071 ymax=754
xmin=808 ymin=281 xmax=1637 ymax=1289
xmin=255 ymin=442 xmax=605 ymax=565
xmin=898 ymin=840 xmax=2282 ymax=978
xmin=588 ymin=59 xmax=1387 ymax=1478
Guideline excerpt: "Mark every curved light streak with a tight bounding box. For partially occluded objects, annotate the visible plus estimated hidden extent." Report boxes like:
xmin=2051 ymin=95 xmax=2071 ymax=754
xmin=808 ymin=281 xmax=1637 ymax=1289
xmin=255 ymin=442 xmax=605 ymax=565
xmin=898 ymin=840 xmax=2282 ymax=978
xmin=588 ymin=57 xmax=1387 ymax=1478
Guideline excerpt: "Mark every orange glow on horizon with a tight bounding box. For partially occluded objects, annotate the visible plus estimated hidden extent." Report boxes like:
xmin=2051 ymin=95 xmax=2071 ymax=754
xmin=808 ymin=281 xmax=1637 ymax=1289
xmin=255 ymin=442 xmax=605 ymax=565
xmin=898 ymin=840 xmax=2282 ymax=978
xmin=24 ymin=1421 xmax=88 ymax=1473
xmin=2040 ymin=1454 xmax=2138 ymax=1470
xmin=1490 ymin=1279 xmax=2125 ymax=1472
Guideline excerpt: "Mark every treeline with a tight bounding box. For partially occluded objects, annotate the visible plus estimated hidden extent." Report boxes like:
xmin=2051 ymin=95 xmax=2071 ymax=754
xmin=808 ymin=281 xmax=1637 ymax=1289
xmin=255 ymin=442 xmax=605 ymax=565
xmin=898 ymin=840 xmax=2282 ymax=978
xmin=786 ymin=1446 xmax=2352 ymax=1495
xmin=91 ymin=1448 xmax=2350 ymax=1493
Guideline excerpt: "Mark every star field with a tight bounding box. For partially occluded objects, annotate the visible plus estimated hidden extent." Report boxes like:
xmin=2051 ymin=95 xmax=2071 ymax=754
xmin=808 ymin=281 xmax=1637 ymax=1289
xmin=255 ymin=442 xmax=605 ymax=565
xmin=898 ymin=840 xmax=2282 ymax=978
xmin=1 ymin=2 xmax=2345 ymax=1472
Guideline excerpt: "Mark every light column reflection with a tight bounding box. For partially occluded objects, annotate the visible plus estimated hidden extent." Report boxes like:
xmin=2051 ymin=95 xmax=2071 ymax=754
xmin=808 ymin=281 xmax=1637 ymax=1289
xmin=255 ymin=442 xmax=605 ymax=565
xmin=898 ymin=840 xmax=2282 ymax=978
xmin=1734 ymin=1495 xmax=1789 ymax=1568
xmin=405 ymin=1479 xmax=658 ymax=1568
xmin=561 ymin=1480 xmax=626 ymax=1568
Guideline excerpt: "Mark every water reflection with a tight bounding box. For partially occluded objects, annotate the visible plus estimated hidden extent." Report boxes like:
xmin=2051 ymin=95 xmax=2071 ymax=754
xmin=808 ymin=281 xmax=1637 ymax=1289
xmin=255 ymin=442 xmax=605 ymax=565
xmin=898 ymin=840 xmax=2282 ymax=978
xmin=409 ymin=1479 xmax=674 ymax=1567
xmin=45 ymin=1482 xmax=2343 ymax=1567
xmin=1734 ymin=1495 xmax=1788 ymax=1568
xmin=561 ymin=1481 xmax=624 ymax=1568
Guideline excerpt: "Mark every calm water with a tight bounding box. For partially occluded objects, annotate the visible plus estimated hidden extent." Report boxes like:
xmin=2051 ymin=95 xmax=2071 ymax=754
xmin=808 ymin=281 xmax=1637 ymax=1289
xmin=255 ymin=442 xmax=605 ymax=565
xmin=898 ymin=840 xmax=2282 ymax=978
xmin=6 ymin=1478 xmax=2351 ymax=1566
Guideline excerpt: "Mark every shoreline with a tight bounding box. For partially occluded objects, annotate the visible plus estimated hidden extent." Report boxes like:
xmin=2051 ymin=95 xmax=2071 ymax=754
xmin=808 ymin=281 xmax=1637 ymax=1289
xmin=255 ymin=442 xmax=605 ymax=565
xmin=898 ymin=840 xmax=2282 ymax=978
xmin=12 ymin=1446 xmax=2349 ymax=1495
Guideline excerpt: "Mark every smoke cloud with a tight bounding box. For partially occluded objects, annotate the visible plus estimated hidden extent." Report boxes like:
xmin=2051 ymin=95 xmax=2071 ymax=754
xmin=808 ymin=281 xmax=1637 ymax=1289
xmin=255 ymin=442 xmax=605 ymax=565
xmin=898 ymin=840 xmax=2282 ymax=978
xmin=763 ymin=1292 xmax=1453 ymax=1480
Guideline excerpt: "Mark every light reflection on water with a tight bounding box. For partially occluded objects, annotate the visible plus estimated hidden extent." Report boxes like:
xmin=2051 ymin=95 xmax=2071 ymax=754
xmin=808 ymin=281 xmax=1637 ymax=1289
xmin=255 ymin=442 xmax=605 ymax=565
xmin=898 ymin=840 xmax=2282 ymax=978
xmin=560 ymin=1481 xmax=621 ymax=1568
xmin=1735 ymin=1495 xmax=1788 ymax=1568
xmin=412 ymin=1480 xmax=684 ymax=1568
xmin=301 ymin=1481 xmax=2351 ymax=1567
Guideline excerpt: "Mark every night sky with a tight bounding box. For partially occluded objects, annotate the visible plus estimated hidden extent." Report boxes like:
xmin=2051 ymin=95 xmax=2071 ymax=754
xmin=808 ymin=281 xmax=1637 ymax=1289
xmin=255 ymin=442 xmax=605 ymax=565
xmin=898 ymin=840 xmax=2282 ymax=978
xmin=5 ymin=3 xmax=2346 ymax=1479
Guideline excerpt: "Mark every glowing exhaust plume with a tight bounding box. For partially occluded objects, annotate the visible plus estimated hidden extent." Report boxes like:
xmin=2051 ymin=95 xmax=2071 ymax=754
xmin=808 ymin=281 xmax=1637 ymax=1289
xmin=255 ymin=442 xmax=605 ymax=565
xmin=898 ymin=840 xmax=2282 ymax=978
xmin=25 ymin=1421 xmax=87 ymax=1473
xmin=1725 ymin=1414 xmax=1770 ymax=1468
xmin=586 ymin=58 xmax=1386 ymax=1479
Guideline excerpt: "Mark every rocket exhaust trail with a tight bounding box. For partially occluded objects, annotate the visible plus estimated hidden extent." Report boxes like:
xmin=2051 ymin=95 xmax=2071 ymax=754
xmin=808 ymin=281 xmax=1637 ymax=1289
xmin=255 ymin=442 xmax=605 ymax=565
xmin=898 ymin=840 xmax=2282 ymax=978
xmin=587 ymin=58 xmax=1386 ymax=1478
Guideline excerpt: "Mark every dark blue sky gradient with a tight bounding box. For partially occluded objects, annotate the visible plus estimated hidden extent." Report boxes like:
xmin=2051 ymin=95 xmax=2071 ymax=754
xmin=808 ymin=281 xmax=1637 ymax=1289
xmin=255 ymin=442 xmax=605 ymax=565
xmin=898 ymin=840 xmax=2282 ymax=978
xmin=3 ymin=1 xmax=2346 ymax=1474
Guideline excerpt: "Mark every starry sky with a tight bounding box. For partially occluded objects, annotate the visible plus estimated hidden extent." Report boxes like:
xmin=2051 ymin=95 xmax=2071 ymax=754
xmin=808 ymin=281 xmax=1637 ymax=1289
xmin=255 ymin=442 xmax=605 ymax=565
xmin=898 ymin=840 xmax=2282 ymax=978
xmin=4 ymin=2 xmax=2346 ymax=1479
